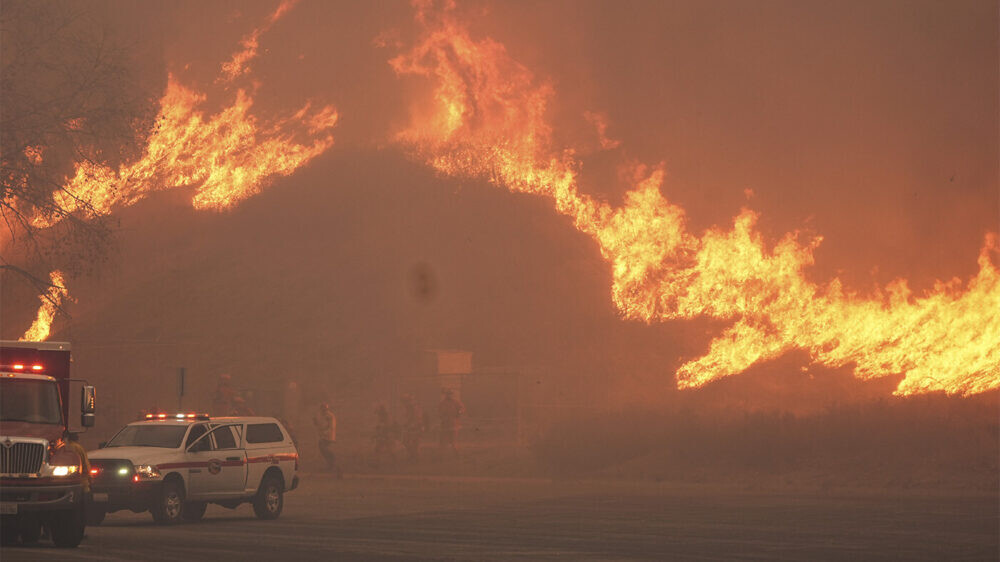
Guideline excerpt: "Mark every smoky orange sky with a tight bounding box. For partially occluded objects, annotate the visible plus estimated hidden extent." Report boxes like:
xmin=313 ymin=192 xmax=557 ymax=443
xmin=3 ymin=0 xmax=997 ymax=406
xmin=104 ymin=0 xmax=998 ymax=289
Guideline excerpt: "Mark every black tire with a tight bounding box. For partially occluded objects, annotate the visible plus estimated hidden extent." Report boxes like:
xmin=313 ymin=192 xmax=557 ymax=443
xmin=1 ymin=520 xmax=19 ymax=545
xmin=50 ymin=507 xmax=85 ymax=548
xmin=85 ymin=507 xmax=106 ymax=526
xmin=17 ymin=516 xmax=41 ymax=544
xmin=181 ymin=501 xmax=207 ymax=522
xmin=151 ymin=480 xmax=185 ymax=525
xmin=252 ymin=474 xmax=283 ymax=520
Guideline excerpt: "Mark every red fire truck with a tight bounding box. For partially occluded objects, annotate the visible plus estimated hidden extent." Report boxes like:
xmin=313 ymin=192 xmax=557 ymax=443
xmin=0 ymin=341 xmax=96 ymax=548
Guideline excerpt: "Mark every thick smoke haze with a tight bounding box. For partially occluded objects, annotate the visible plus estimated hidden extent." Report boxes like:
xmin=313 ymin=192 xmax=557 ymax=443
xmin=479 ymin=0 xmax=999 ymax=291
xmin=101 ymin=0 xmax=998 ymax=289
xmin=84 ymin=0 xmax=1000 ymax=280
xmin=1 ymin=0 xmax=996 ymax=458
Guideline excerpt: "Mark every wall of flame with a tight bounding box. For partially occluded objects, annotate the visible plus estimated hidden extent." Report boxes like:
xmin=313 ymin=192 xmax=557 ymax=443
xmin=9 ymin=1 xmax=997 ymax=397
xmin=388 ymin=5 xmax=999 ymax=396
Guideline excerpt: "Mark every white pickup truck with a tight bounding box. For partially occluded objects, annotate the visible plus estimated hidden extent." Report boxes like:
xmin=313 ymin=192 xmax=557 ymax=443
xmin=87 ymin=415 xmax=299 ymax=524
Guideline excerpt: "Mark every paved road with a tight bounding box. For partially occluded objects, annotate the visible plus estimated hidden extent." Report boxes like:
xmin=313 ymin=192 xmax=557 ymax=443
xmin=3 ymin=475 xmax=997 ymax=560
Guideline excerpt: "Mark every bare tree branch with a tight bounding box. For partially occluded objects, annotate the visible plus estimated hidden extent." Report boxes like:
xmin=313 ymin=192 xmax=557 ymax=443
xmin=1 ymin=0 xmax=150 ymax=301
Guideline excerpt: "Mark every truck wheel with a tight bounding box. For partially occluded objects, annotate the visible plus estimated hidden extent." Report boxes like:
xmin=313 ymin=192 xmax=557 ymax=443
xmin=252 ymin=475 xmax=283 ymax=520
xmin=151 ymin=481 xmax=184 ymax=525
xmin=50 ymin=507 xmax=85 ymax=548
xmin=1 ymin=521 xmax=20 ymax=545
xmin=181 ymin=501 xmax=207 ymax=522
xmin=17 ymin=516 xmax=41 ymax=544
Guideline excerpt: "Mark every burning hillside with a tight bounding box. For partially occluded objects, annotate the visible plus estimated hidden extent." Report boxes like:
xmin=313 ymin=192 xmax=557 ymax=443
xmin=389 ymin=3 xmax=999 ymax=396
xmin=2 ymin=0 xmax=997 ymax=404
xmin=1 ymin=6 xmax=998 ymax=560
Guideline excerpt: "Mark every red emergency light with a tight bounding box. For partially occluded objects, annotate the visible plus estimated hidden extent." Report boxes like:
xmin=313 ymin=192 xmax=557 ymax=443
xmin=8 ymin=364 xmax=43 ymax=371
xmin=143 ymin=412 xmax=209 ymax=421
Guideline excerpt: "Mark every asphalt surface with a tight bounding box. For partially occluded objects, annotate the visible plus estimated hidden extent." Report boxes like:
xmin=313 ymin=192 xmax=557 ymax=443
xmin=3 ymin=475 xmax=997 ymax=560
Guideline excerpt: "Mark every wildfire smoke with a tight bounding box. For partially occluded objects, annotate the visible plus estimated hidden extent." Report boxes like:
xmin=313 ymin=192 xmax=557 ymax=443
xmin=389 ymin=5 xmax=1000 ymax=396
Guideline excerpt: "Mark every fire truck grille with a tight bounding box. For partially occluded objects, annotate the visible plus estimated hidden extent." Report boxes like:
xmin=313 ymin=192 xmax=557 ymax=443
xmin=0 ymin=441 xmax=45 ymax=475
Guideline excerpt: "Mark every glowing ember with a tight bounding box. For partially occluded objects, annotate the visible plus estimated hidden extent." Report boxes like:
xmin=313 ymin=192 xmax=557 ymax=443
xmin=34 ymin=0 xmax=336 ymax=226
xmin=20 ymin=271 xmax=68 ymax=342
xmin=23 ymin=145 xmax=44 ymax=165
xmin=390 ymin=7 xmax=1000 ymax=396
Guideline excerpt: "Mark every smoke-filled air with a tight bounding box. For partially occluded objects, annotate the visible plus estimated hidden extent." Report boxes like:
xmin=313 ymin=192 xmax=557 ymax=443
xmin=0 ymin=1 xmax=997 ymax=557
xmin=390 ymin=4 xmax=999 ymax=396
xmin=7 ymin=1 xmax=998 ymax=396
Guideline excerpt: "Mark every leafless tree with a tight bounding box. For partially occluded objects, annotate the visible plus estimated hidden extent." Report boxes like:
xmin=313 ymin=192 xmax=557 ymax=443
xmin=1 ymin=0 xmax=151 ymax=304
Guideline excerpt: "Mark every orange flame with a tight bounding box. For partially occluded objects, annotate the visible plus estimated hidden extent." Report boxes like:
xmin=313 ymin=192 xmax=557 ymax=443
xmin=23 ymin=145 xmax=44 ymax=165
xmin=220 ymin=0 xmax=298 ymax=82
xmin=34 ymin=0 xmax=336 ymax=226
xmin=391 ymin=7 xmax=1000 ymax=396
xmin=20 ymin=271 xmax=68 ymax=342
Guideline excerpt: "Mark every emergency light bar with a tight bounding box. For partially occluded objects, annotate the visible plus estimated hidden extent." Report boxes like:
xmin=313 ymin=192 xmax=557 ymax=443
xmin=143 ymin=413 xmax=210 ymax=421
xmin=2 ymin=363 xmax=44 ymax=372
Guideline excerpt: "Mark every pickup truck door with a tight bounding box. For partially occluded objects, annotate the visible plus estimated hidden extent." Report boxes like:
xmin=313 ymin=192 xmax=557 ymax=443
xmin=185 ymin=424 xmax=246 ymax=498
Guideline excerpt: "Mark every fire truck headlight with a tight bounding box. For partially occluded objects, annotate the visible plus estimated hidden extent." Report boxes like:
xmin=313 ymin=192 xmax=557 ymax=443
xmin=45 ymin=449 xmax=82 ymax=477
xmin=133 ymin=465 xmax=161 ymax=480
xmin=52 ymin=465 xmax=80 ymax=477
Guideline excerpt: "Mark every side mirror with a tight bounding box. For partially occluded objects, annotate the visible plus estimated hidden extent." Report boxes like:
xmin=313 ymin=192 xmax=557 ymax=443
xmin=98 ymin=441 xmax=107 ymax=449
xmin=81 ymin=386 xmax=96 ymax=414
xmin=81 ymin=386 xmax=96 ymax=427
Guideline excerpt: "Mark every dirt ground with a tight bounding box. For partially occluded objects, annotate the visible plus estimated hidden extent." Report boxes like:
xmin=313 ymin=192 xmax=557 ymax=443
xmin=3 ymin=472 xmax=997 ymax=561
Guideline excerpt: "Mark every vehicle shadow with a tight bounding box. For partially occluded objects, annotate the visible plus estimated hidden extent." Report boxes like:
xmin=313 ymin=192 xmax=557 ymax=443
xmin=97 ymin=512 xmax=265 ymax=528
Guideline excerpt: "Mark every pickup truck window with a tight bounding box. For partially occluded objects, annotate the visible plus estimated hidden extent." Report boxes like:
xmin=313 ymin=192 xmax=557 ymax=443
xmin=186 ymin=424 xmax=209 ymax=452
xmin=212 ymin=426 xmax=238 ymax=449
xmin=246 ymin=423 xmax=283 ymax=444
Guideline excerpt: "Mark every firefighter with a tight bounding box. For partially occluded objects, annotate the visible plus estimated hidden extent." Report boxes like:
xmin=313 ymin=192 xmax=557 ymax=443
xmin=283 ymin=381 xmax=301 ymax=436
xmin=400 ymin=394 xmax=424 ymax=462
xmin=43 ymin=432 xmax=91 ymax=539
xmin=437 ymin=388 xmax=465 ymax=458
xmin=211 ymin=374 xmax=236 ymax=416
xmin=312 ymin=402 xmax=341 ymax=477
xmin=231 ymin=395 xmax=256 ymax=416
xmin=372 ymin=403 xmax=397 ymax=468
xmin=64 ymin=432 xmax=91 ymax=494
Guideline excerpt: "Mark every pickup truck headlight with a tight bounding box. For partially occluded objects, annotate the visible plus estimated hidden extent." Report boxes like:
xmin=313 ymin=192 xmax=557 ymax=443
xmin=133 ymin=464 xmax=161 ymax=480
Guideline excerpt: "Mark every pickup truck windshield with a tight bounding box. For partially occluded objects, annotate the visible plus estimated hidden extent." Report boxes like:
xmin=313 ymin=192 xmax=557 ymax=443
xmin=0 ymin=378 xmax=62 ymax=424
xmin=107 ymin=425 xmax=188 ymax=448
